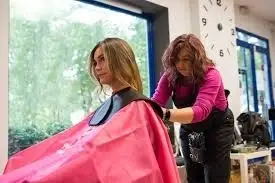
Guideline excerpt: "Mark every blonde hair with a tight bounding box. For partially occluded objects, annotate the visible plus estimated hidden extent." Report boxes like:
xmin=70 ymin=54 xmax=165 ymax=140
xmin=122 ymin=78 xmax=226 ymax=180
xmin=88 ymin=38 xmax=143 ymax=93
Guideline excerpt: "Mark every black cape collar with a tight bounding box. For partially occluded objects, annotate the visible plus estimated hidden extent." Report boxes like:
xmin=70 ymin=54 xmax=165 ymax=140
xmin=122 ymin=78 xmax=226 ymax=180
xmin=89 ymin=87 xmax=162 ymax=126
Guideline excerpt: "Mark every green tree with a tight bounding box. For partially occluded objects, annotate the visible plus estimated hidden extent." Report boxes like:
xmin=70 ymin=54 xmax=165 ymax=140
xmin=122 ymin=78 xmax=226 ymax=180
xmin=9 ymin=1 xmax=150 ymax=156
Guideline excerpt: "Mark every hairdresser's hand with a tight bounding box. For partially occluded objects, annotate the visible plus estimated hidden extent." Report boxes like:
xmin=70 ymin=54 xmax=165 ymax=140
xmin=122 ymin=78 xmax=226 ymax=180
xmin=161 ymin=107 xmax=166 ymax=115
xmin=161 ymin=107 xmax=171 ymax=130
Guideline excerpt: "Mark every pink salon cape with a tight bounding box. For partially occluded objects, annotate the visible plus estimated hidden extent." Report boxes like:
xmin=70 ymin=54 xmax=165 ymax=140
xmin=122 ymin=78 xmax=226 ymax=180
xmin=0 ymin=101 xmax=180 ymax=183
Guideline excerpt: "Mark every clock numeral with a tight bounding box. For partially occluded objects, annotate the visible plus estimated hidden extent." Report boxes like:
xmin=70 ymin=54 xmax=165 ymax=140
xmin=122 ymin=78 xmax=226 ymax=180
xmin=227 ymin=48 xmax=230 ymax=55
xmin=219 ymin=49 xmax=224 ymax=57
xmin=203 ymin=5 xmax=208 ymax=12
xmin=217 ymin=0 xmax=222 ymax=6
xmin=224 ymin=6 xmax=228 ymax=11
xmin=231 ymin=28 xmax=235 ymax=35
xmin=211 ymin=44 xmax=215 ymax=50
xmin=202 ymin=18 xmax=207 ymax=26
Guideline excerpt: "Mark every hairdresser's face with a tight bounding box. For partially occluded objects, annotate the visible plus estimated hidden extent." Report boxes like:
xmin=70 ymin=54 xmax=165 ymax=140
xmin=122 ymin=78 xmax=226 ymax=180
xmin=94 ymin=47 xmax=113 ymax=85
xmin=175 ymin=50 xmax=192 ymax=76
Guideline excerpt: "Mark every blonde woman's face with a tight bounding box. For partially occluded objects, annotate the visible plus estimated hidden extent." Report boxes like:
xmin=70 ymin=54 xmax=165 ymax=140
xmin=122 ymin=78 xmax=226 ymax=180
xmin=93 ymin=47 xmax=113 ymax=85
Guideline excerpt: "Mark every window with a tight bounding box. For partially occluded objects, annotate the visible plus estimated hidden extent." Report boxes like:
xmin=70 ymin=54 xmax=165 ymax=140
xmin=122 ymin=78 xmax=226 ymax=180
xmin=236 ymin=28 xmax=273 ymax=117
xmin=9 ymin=0 xmax=152 ymax=156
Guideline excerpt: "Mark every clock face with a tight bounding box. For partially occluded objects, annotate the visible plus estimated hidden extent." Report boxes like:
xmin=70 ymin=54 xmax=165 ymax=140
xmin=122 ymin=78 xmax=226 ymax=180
xmin=200 ymin=0 xmax=236 ymax=58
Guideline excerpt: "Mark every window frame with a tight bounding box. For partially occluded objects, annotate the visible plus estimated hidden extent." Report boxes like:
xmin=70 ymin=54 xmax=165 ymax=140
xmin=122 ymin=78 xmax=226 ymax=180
xmin=236 ymin=27 xmax=275 ymax=138
xmin=236 ymin=27 xmax=274 ymax=110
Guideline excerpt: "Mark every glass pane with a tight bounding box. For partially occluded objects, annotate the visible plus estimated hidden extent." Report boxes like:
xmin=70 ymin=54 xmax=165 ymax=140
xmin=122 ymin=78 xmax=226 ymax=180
xmin=237 ymin=31 xmax=249 ymax=43
xmin=237 ymin=46 xmax=245 ymax=68
xmin=9 ymin=0 xmax=150 ymax=156
xmin=244 ymin=48 xmax=255 ymax=112
xmin=239 ymin=69 xmax=249 ymax=112
xmin=248 ymin=37 xmax=267 ymax=48
xmin=237 ymin=30 xmax=267 ymax=48
xmin=237 ymin=46 xmax=255 ymax=112
xmin=254 ymin=51 xmax=270 ymax=118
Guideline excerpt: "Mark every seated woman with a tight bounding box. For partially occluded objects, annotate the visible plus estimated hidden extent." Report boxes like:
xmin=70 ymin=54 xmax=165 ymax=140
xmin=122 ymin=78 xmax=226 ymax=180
xmin=1 ymin=38 xmax=180 ymax=183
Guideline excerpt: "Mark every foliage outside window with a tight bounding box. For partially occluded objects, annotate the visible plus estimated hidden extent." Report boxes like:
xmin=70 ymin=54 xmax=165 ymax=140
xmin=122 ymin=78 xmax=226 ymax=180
xmin=9 ymin=0 xmax=150 ymax=156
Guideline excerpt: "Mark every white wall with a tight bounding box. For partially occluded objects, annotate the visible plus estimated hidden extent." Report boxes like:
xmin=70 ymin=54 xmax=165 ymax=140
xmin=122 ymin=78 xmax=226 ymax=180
xmin=234 ymin=4 xmax=275 ymax=94
xmin=234 ymin=4 xmax=274 ymax=43
xmin=0 ymin=0 xmax=9 ymax=173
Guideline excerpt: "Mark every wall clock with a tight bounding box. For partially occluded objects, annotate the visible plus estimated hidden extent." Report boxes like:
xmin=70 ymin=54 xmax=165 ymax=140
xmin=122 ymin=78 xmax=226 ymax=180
xmin=191 ymin=0 xmax=240 ymax=123
xmin=199 ymin=0 xmax=236 ymax=59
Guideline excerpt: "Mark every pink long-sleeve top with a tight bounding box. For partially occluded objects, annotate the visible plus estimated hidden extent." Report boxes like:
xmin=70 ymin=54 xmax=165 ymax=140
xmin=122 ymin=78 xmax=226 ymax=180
xmin=152 ymin=67 xmax=227 ymax=123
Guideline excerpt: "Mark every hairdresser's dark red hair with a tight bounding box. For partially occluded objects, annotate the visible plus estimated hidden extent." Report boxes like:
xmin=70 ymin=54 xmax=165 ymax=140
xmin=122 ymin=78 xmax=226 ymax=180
xmin=162 ymin=34 xmax=215 ymax=86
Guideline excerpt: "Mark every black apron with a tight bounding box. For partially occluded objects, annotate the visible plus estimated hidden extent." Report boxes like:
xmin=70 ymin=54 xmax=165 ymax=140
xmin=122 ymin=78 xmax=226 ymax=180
xmin=172 ymin=81 xmax=234 ymax=183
